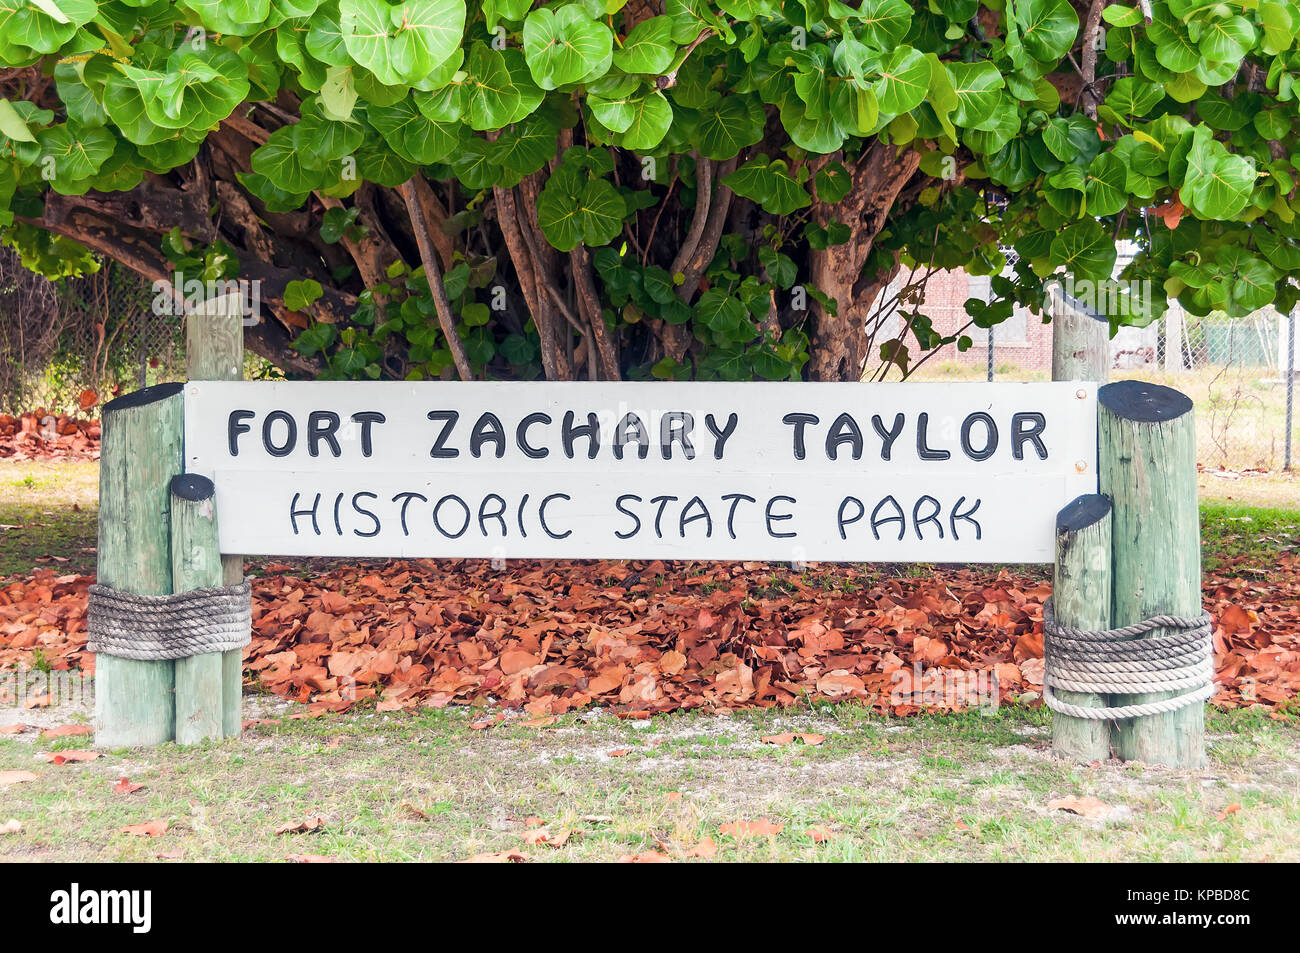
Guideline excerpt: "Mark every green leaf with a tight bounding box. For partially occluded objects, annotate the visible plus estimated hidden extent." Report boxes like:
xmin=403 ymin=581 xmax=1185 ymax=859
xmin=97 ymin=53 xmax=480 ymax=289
xmin=616 ymin=88 xmax=673 ymax=150
xmin=523 ymin=4 xmax=613 ymax=89
xmin=856 ymin=0 xmax=912 ymax=48
xmin=320 ymin=65 xmax=358 ymax=121
xmin=947 ymin=60 xmax=1004 ymax=128
xmin=723 ymin=155 xmax=812 ymax=215
xmin=285 ymin=278 xmax=324 ymax=311
xmin=1198 ymin=15 xmax=1256 ymax=63
xmin=339 ymin=0 xmax=466 ymax=88
xmin=0 ymin=98 xmax=35 ymax=142
xmin=612 ymin=15 xmax=676 ymax=74
xmin=366 ymin=97 xmax=462 ymax=164
xmin=1016 ymin=0 xmax=1079 ymax=63
xmin=691 ymin=95 xmax=765 ymax=160
xmin=1050 ymin=219 xmax=1116 ymax=281
xmin=1180 ymin=125 xmax=1256 ymax=220
xmin=873 ymin=46 xmax=930 ymax=116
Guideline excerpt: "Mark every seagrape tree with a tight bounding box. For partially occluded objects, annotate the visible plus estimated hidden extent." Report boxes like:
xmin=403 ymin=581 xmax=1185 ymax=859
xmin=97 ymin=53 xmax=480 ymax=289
xmin=1 ymin=0 xmax=1298 ymax=382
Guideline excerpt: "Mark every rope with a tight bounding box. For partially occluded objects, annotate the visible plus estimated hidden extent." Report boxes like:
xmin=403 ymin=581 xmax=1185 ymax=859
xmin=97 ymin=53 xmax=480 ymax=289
xmin=87 ymin=579 xmax=252 ymax=661
xmin=1041 ymin=598 xmax=1215 ymax=721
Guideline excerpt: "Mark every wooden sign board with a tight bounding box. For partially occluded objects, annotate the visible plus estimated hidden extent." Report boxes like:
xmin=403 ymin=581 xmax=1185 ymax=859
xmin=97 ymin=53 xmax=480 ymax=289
xmin=183 ymin=381 xmax=1098 ymax=563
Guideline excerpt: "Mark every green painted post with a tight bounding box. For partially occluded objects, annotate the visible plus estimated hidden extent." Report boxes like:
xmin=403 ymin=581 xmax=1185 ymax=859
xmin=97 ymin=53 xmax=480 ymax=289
xmin=171 ymin=474 xmax=224 ymax=744
xmin=1050 ymin=494 xmax=1113 ymax=761
xmin=1099 ymin=380 xmax=1205 ymax=768
xmin=93 ymin=383 xmax=185 ymax=747
xmin=186 ymin=293 xmax=246 ymax=738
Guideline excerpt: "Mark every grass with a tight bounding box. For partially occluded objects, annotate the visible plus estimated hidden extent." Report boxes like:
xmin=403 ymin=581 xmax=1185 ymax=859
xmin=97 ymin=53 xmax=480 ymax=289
xmin=1 ymin=701 xmax=1296 ymax=862
xmin=1200 ymin=500 xmax=1300 ymax=571
xmin=0 ymin=461 xmax=98 ymax=577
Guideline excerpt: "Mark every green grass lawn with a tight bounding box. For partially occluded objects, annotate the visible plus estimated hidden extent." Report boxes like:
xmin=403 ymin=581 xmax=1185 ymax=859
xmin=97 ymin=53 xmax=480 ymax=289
xmin=2 ymin=702 xmax=1297 ymax=862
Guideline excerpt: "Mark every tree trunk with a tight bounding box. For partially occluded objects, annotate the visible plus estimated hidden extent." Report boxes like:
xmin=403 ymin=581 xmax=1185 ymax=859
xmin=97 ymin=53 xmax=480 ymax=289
xmin=807 ymin=143 xmax=921 ymax=381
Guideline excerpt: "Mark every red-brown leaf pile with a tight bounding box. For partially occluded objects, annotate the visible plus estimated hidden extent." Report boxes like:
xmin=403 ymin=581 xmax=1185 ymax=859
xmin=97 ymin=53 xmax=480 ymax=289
xmin=0 ymin=412 xmax=100 ymax=461
xmin=1 ymin=554 xmax=1297 ymax=717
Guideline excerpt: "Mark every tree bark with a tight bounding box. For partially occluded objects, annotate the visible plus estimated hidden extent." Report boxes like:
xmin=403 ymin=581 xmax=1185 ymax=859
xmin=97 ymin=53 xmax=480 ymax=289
xmin=807 ymin=143 xmax=921 ymax=381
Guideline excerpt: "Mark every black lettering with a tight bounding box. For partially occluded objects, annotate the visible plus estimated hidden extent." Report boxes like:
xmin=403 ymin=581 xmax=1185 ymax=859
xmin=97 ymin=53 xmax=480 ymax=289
xmin=650 ymin=495 xmax=677 ymax=538
xmin=872 ymin=413 xmax=905 ymax=461
xmin=307 ymin=411 xmax=341 ymax=458
xmin=1012 ymin=412 xmax=1048 ymax=460
xmin=837 ymin=496 xmax=864 ymax=540
xmin=517 ymin=493 xmax=529 ymax=538
xmin=912 ymin=495 xmax=944 ymax=540
xmin=950 ymin=496 xmax=982 ymax=540
xmin=516 ymin=413 xmax=551 ymax=459
xmin=826 ymin=412 xmax=864 ymax=461
xmin=351 ymin=492 xmax=381 ymax=537
xmin=262 ymin=410 xmax=296 ymax=457
xmin=228 ymin=410 xmax=254 ymax=456
xmin=765 ymin=495 xmax=797 ymax=538
xmin=721 ymin=493 xmax=756 ymax=540
xmin=614 ymin=494 xmax=643 ymax=539
xmin=960 ymin=412 xmax=998 ymax=461
xmin=470 ymin=412 xmax=507 ymax=458
xmin=391 ymin=492 xmax=427 ymax=536
xmin=679 ymin=496 xmax=713 ymax=537
xmin=433 ymin=495 xmax=470 ymax=538
xmin=660 ymin=412 xmax=695 ymax=460
xmin=289 ymin=492 xmax=321 ymax=536
xmin=916 ymin=413 xmax=950 ymax=461
xmin=350 ymin=411 xmax=385 ymax=456
xmin=478 ymin=494 xmax=508 ymax=536
xmin=563 ymin=411 xmax=600 ymax=460
xmin=613 ymin=413 xmax=649 ymax=460
xmin=782 ymin=413 xmax=819 ymax=460
xmin=333 ymin=491 xmax=343 ymax=535
xmin=540 ymin=493 xmax=572 ymax=539
xmin=704 ymin=413 xmax=738 ymax=460
xmin=427 ymin=410 xmax=460 ymax=458
xmin=871 ymin=496 xmax=905 ymax=541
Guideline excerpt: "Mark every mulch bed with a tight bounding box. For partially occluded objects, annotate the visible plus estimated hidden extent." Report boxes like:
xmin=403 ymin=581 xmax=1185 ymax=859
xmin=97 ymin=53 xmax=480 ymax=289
xmin=1 ymin=555 xmax=1295 ymax=719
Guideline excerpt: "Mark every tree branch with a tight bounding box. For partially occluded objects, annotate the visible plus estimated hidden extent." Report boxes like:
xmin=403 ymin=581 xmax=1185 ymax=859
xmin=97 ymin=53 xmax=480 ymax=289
xmin=398 ymin=178 xmax=474 ymax=381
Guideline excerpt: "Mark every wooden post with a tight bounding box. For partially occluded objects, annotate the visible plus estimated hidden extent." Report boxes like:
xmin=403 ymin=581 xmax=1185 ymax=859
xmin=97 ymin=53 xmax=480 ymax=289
xmin=94 ymin=383 xmax=185 ymax=747
xmin=1099 ymin=380 xmax=1204 ymax=767
xmin=1052 ymin=296 xmax=1110 ymax=382
xmin=1051 ymin=494 xmax=1113 ymax=761
xmin=171 ymin=474 xmax=224 ymax=744
xmin=186 ymin=293 xmax=246 ymax=737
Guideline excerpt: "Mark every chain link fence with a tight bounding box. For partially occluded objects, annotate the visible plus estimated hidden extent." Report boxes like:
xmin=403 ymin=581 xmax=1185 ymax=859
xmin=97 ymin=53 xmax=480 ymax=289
xmin=0 ymin=246 xmax=185 ymax=416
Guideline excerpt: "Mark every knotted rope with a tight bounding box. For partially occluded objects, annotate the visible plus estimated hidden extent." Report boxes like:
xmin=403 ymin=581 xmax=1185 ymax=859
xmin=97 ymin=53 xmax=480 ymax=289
xmin=87 ymin=579 xmax=252 ymax=661
xmin=1041 ymin=598 xmax=1215 ymax=720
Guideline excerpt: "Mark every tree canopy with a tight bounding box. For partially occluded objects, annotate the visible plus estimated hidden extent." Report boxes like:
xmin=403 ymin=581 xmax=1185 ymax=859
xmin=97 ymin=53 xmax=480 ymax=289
xmin=1 ymin=0 xmax=1298 ymax=382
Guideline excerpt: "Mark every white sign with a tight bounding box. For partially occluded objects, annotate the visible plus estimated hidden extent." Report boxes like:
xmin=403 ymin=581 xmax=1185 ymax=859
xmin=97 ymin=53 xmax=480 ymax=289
xmin=183 ymin=381 xmax=1098 ymax=563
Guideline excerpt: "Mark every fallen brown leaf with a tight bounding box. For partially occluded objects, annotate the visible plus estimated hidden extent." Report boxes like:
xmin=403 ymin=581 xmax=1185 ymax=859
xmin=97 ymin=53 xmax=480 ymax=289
xmin=120 ymin=820 xmax=168 ymax=837
xmin=274 ymin=816 xmax=325 ymax=835
xmin=0 ymin=770 xmax=38 ymax=786
xmin=41 ymin=750 xmax=100 ymax=764
xmin=113 ymin=777 xmax=146 ymax=795
xmin=40 ymin=725 xmax=92 ymax=740
xmin=719 ymin=819 xmax=784 ymax=838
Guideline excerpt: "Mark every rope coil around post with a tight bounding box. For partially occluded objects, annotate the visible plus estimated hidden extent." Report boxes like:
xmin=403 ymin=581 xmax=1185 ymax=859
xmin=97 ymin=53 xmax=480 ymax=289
xmin=87 ymin=579 xmax=252 ymax=661
xmin=1041 ymin=598 xmax=1216 ymax=721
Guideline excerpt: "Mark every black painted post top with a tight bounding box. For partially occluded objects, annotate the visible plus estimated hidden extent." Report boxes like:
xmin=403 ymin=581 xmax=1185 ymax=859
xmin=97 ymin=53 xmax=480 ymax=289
xmin=1098 ymin=379 xmax=1193 ymax=423
xmin=1056 ymin=493 xmax=1112 ymax=534
xmin=102 ymin=381 xmax=186 ymax=417
xmin=169 ymin=473 xmax=216 ymax=502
